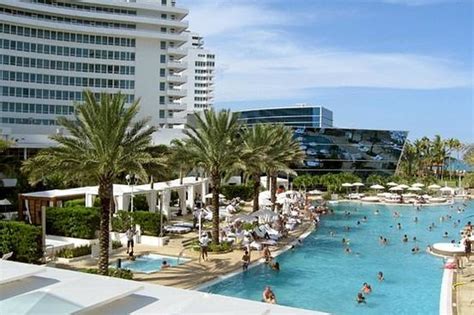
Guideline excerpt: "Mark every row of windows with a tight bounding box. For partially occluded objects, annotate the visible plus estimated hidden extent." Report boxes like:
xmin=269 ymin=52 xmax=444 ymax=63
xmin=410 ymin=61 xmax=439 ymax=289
xmin=195 ymin=83 xmax=211 ymax=87
xmin=195 ymin=90 xmax=209 ymax=95
xmin=1 ymin=86 xmax=135 ymax=103
xmin=2 ymin=117 xmax=58 ymax=126
xmin=195 ymin=61 xmax=215 ymax=67
xmin=194 ymin=97 xmax=210 ymax=101
xmin=195 ymin=76 xmax=213 ymax=81
xmin=195 ymin=69 xmax=213 ymax=74
xmin=1 ymin=101 xmax=74 ymax=115
xmin=1 ymin=55 xmax=135 ymax=75
xmin=0 ymin=23 xmax=136 ymax=47
xmin=0 ymin=39 xmax=135 ymax=61
xmin=197 ymin=54 xmax=215 ymax=59
xmin=0 ymin=7 xmax=136 ymax=30
xmin=31 ymin=0 xmax=137 ymax=16
xmin=0 ymin=70 xmax=135 ymax=89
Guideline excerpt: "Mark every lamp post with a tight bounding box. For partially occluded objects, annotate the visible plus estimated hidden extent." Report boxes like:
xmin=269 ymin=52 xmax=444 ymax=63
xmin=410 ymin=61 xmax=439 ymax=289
xmin=126 ymin=174 xmax=138 ymax=212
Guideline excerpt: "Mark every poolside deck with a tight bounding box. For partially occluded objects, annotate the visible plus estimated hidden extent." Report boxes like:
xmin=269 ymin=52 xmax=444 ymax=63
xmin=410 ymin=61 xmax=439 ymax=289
xmin=454 ymin=256 xmax=474 ymax=315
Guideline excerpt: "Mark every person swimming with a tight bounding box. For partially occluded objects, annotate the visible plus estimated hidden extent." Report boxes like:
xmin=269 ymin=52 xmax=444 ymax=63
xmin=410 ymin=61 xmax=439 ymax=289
xmin=413 ymin=236 xmax=417 ymax=242
xmin=377 ymin=271 xmax=384 ymax=281
xmin=361 ymin=283 xmax=372 ymax=294
xmin=414 ymin=217 xmax=418 ymax=223
xmin=356 ymin=292 xmax=366 ymax=304
xmin=397 ymin=223 xmax=402 ymax=230
xmin=443 ymin=232 xmax=449 ymax=238
xmin=357 ymin=221 xmax=361 ymax=225
xmin=411 ymin=246 xmax=420 ymax=254
xmin=402 ymin=234 xmax=408 ymax=243
xmin=382 ymin=238 xmax=388 ymax=245
xmin=345 ymin=247 xmax=352 ymax=254
xmin=262 ymin=286 xmax=277 ymax=304
xmin=363 ymin=216 xmax=367 ymax=222
xmin=374 ymin=209 xmax=380 ymax=215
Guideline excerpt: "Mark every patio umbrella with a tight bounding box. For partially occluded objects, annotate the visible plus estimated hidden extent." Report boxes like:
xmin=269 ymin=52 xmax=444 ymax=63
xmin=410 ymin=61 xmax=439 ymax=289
xmin=412 ymin=183 xmax=425 ymax=187
xmin=370 ymin=184 xmax=385 ymax=190
xmin=352 ymin=182 xmax=364 ymax=193
xmin=387 ymin=182 xmax=398 ymax=187
xmin=389 ymin=186 xmax=403 ymax=191
xmin=428 ymin=184 xmax=441 ymax=190
xmin=0 ymin=199 xmax=12 ymax=206
xmin=407 ymin=186 xmax=422 ymax=191
xmin=398 ymin=184 xmax=410 ymax=189
xmin=341 ymin=183 xmax=353 ymax=187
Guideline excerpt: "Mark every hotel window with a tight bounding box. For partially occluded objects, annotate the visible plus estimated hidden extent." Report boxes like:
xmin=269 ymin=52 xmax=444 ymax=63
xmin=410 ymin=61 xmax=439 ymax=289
xmin=159 ymin=96 xmax=165 ymax=104
xmin=160 ymin=68 xmax=166 ymax=77
xmin=159 ymin=82 xmax=165 ymax=91
xmin=160 ymin=55 xmax=166 ymax=63
xmin=160 ymin=41 xmax=166 ymax=49
xmin=159 ymin=110 xmax=165 ymax=118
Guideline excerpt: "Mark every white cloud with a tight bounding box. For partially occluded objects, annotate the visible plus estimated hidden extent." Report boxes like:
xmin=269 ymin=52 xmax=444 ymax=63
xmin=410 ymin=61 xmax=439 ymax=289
xmin=179 ymin=0 xmax=471 ymax=103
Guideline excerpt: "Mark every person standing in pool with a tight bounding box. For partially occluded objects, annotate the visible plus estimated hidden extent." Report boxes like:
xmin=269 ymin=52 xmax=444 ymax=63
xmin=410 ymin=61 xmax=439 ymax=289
xmin=356 ymin=292 xmax=366 ymax=304
xmin=126 ymin=226 xmax=135 ymax=254
xmin=242 ymin=250 xmax=250 ymax=271
xmin=262 ymin=286 xmax=277 ymax=304
xmin=377 ymin=271 xmax=384 ymax=281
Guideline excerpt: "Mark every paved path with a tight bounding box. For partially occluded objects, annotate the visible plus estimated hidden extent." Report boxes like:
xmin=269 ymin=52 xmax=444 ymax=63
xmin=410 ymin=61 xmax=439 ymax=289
xmin=454 ymin=256 xmax=474 ymax=314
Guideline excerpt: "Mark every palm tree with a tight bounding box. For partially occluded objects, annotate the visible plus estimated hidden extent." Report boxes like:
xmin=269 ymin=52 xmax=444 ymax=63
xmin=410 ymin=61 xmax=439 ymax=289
xmin=22 ymin=91 xmax=156 ymax=275
xmin=241 ymin=124 xmax=276 ymax=212
xmin=431 ymin=135 xmax=446 ymax=179
xmin=445 ymin=138 xmax=462 ymax=180
xmin=265 ymin=125 xmax=305 ymax=210
xmin=169 ymin=139 xmax=196 ymax=185
xmin=183 ymin=109 xmax=241 ymax=244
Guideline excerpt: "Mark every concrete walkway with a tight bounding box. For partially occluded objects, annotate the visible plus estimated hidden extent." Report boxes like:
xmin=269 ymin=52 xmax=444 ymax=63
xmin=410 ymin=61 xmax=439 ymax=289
xmin=454 ymin=256 xmax=474 ymax=314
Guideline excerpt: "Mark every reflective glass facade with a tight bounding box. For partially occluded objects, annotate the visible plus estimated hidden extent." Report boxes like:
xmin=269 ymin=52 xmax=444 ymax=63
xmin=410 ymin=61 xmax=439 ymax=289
xmin=294 ymin=128 xmax=407 ymax=176
xmin=238 ymin=106 xmax=333 ymax=128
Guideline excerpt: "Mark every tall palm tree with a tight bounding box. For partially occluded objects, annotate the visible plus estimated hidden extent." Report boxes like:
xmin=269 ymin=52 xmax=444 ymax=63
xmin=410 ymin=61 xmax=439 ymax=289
xmin=183 ymin=109 xmax=241 ymax=244
xmin=400 ymin=140 xmax=417 ymax=177
xmin=265 ymin=125 xmax=305 ymax=210
xmin=445 ymin=138 xmax=462 ymax=180
xmin=169 ymin=139 xmax=196 ymax=185
xmin=431 ymin=135 xmax=446 ymax=179
xmin=241 ymin=124 xmax=276 ymax=212
xmin=22 ymin=91 xmax=156 ymax=275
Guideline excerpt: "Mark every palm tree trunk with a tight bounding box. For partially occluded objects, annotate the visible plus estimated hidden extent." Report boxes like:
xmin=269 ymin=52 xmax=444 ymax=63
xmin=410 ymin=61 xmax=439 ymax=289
xmin=98 ymin=177 xmax=113 ymax=275
xmin=266 ymin=174 xmax=270 ymax=191
xmin=211 ymin=174 xmax=220 ymax=245
xmin=252 ymin=174 xmax=260 ymax=212
xmin=270 ymin=174 xmax=277 ymax=211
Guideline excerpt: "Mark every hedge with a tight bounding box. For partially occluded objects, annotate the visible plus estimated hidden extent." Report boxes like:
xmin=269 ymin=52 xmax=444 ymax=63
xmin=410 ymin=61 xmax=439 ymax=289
xmin=0 ymin=221 xmax=43 ymax=263
xmin=47 ymin=206 xmax=100 ymax=239
xmin=221 ymin=184 xmax=253 ymax=201
xmin=112 ymin=210 xmax=166 ymax=236
xmin=56 ymin=245 xmax=91 ymax=258
xmin=82 ymin=268 xmax=133 ymax=280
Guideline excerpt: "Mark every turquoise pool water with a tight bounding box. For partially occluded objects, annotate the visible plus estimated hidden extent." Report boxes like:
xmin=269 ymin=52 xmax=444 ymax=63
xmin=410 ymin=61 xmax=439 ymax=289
xmin=203 ymin=201 xmax=472 ymax=314
xmin=120 ymin=253 xmax=189 ymax=273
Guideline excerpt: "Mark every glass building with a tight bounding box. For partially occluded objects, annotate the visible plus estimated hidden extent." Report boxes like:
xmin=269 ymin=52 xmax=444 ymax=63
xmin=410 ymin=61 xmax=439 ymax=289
xmin=238 ymin=105 xmax=333 ymax=128
xmin=236 ymin=106 xmax=407 ymax=177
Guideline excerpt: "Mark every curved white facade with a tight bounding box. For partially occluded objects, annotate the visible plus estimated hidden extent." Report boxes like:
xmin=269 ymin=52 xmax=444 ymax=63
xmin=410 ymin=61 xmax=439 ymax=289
xmin=0 ymin=0 xmax=189 ymax=135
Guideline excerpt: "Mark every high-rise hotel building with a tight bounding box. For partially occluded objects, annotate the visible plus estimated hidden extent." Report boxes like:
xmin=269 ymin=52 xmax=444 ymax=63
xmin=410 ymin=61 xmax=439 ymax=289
xmin=0 ymin=0 xmax=191 ymax=138
xmin=182 ymin=32 xmax=214 ymax=112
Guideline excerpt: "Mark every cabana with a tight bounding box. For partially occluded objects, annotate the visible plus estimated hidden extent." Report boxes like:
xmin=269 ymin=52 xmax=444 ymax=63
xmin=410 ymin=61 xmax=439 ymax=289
xmin=18 ymin=177 xmax=209 ymax=224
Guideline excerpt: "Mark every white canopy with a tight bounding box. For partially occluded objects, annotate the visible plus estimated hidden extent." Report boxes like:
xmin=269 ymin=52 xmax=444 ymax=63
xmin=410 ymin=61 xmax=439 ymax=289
xmin=412 ymin=183 xmax=425 ymax=187
xmin=428 ymin=184 xmax=441 ymax=190
xmin=341 ymin=183 xmax=353 ymax=187
xmin=387 ymin=182 xmax=398 ymax=186
xmin=352 ymin=182 xmax=365 ymax=186
xmin=0 ymin=199 xmax=12 ymax=206
xmin=370 ymin=184 xmax=385 ymax=190
xmin=407 ymin=186 xmax=422 ymax=191
xmin=389 ymin=186 xmax=403 ymax=191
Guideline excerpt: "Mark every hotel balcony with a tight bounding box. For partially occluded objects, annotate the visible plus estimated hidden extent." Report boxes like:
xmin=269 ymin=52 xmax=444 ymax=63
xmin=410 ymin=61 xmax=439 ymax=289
xmin=167 ymin=60 xmax=187 ymax=71
xmin=167 ymin=75 xmax=187 ymax=84
xmin=167 ymin=102 xmax=187 ymax=111
xmin=167 ymin=47 xmax=187 ymax=58
xmin=167 ymin=88 xmax=187 ymax=98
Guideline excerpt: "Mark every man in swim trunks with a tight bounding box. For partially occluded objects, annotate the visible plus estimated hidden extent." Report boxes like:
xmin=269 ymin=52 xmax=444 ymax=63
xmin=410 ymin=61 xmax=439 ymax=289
xmin=263 ymin=245 xmax=272 ymax=262
xmin=242 ymin=250 xmax=250 ymax=271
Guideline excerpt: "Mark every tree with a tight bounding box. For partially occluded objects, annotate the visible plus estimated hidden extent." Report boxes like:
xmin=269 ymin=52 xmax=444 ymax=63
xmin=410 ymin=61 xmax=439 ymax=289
xmin=265 ymin=125 xmax=305 ymax=210
xmin=169 ymin=139 xmax=196 ymax=185
xmin=464 ymin=144 xmax=474 ymax=166
xmin=366 ymin=174 xmax=386 ymax=186
xmin=241 ymin=124 xmax=276 ymax=212
xmin=183 ymin=109 xmax=241 ymax=244
xmin=22 ymin=91 xmax=156 ymax=275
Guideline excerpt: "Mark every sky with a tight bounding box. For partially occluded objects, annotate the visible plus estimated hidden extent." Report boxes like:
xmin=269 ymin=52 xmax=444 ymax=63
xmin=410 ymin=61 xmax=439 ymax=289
xmin=179 ymin=0 xmax=473 ymax=143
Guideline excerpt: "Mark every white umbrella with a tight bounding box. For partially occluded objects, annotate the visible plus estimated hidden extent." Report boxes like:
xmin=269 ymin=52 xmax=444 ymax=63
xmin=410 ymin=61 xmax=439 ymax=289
xmin=389 ymin=186 xmax=403 ymax=191
xmin=204 ymin=193 xmax=225 ymax=199
xmin=341 ymin=183 xmax=353 ymax=187
xmin=407 ymin=186 xmax=422 ymax=191
xmin=387 ymin=182 xmax=398 ymax=186
xmin=352 ymin=182 xmax=365 ymax=187
xmin=0 ymin=199 xmax=12 ymax=206
xmin=307 ymin=189 xmax=323 ymax=195
xmin=428 ymin=184 xmax=441 ymax=190
xmin=370 ymin=184 xmax=385 ymax=190
xmin=412 ymin=183 xmax=424 ymax=187
xmin=398 ymin=184 xmax=410 ymax=189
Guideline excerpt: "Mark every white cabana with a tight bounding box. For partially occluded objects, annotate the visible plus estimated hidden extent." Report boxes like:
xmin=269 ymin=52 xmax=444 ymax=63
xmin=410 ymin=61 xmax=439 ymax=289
xmin=370 ymin=184 xmax=385 ymax=190
xmin=387 ymin=182 xmax=398 ymax=187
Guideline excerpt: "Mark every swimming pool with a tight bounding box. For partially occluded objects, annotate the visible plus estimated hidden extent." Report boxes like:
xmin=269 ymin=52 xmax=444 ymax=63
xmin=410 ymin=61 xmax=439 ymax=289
xmin=120 ymin=253 xmax=190 ymax=273
xmin=202 ymin=201 xmax=472 ymax=314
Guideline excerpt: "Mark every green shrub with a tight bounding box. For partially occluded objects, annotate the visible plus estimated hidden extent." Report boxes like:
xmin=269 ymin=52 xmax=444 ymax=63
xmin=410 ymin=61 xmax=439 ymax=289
xmin=63 ymin=198 xmax=85 ymax=207
xmin=208 ymin=241 xmax=232 ymax=253
xmin=47 ymin=207 xmax=100 ymax=239
xmin=56 ymin=245 xmax=91 ymax=258
xmin=112 ymin=211 xmax=166 ymax=236
xmin=322 ymin=192 xmax=332 ymax=201
xmin=222 ymin=184 xmax=253 ymax=201
xmin=242 ymin=222 xmax=256 ymax=231
xmin=112 ymin=240 xmax=123 ymax=249
xmin=82 ymin=268 xmax=133 ymax=280
xmin=0 ymin=221 xmax=42 ymax=263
